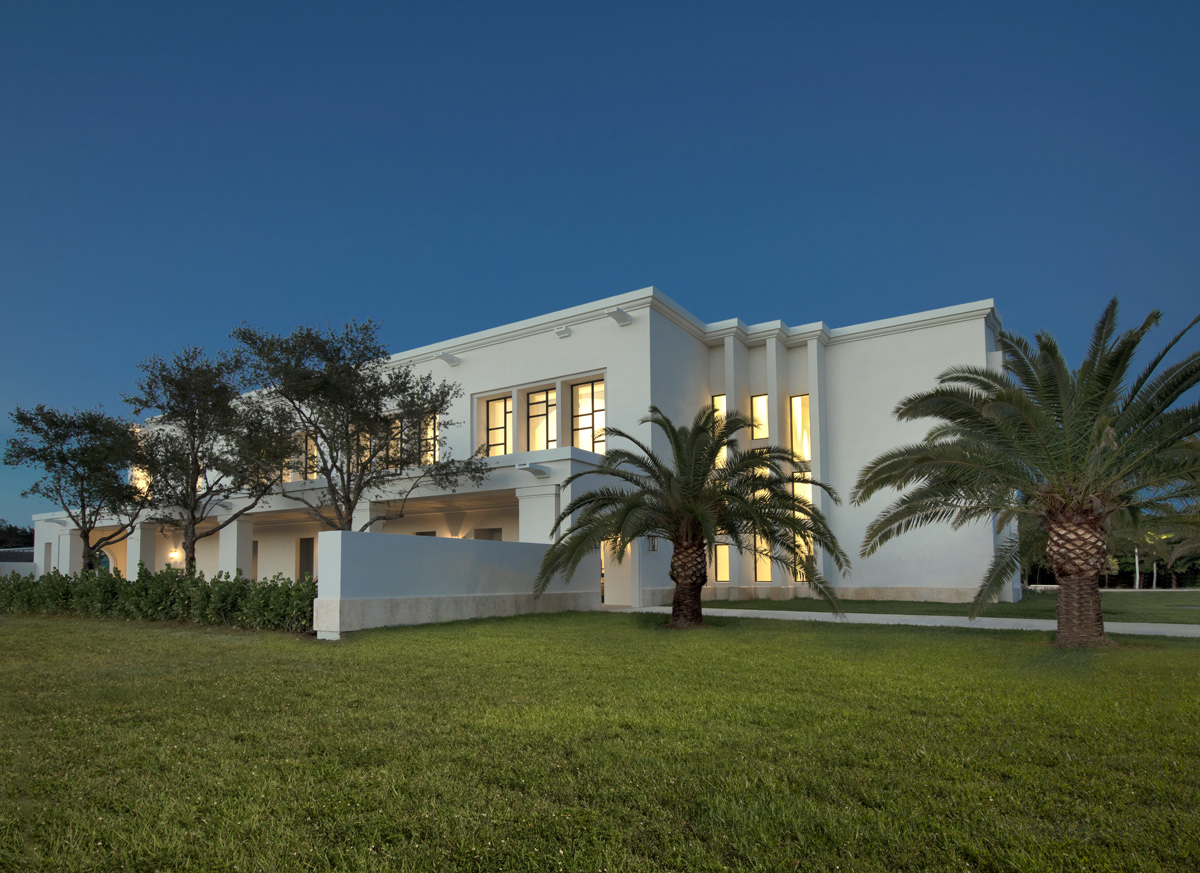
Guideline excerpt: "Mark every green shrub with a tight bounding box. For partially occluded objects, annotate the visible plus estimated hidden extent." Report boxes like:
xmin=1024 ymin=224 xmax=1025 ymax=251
xmin=0 ymin=565 xmax=315 ymax=632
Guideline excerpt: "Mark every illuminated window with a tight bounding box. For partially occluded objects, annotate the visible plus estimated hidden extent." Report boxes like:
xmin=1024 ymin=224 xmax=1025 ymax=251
xmin=285 ymin=433 xmax=319 ymax=483
xmin=572 ymin=380 xmax=605 ymax=453
xmin=793 ymin=479 xmax=814 ymax=583
xmin=487 ymin=397 xmax=513 ymax=456
xmin=303 ymin=434 xmax=319 ymax=480
xmin=381 ymin=417 xmax=404 ymax=469
xmin=754 ymin=534 xmax=773 ymax=582
xmin=419 ymin=416 xmax=438 ymax=465
xmin=528 ymin=389 xmax=558 ymax=451
xmin=715 ymin=544 xmax=730 ymax=583
xmin=712 ymin=394 xmax=728 ymax=466
xmin=751 ymin=395 xmax=769 ymax=439
xmin=354 ymin=430 xmax=372 ymax=470
xmin=130 ymin=465 xmax=151 ymax=497
xmin=790 ymin=395 xmax=811 ymax=461
xmin=789 ymin=397 xmax=814 ymax=583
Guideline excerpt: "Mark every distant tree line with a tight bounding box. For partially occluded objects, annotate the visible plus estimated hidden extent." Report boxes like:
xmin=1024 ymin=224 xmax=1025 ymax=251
xmin=0 ymin=519 xmax=34 ymax=549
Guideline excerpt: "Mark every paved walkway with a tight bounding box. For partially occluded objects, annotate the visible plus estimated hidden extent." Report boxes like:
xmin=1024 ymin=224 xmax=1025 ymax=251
xmin=628 ymin=606 xmax=1200 ymax=638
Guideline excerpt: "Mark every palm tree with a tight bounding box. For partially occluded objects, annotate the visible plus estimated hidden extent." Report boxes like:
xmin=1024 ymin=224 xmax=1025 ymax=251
xmin=534 ymin=405 xmax=849 ymax=628
xmin=852 ymin=301 xmax=1200 ymax=647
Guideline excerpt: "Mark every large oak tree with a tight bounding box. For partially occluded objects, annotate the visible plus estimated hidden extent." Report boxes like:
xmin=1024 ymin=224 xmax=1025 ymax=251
xmin=4 ymin=405 xmax=149 ymax=571
xmin=233 ymin=320 xmax=489 ymax=531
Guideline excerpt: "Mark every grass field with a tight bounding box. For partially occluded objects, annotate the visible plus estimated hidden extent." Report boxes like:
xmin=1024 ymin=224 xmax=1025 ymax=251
xmin=715 ymin=588 xmax=1200 ymax=624
xmin=3 ymin=612 xmax=1199 ymax=871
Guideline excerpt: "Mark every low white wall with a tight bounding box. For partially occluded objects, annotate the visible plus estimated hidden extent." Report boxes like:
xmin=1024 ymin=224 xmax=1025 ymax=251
xmin=313 ymin=531 xmax=601 ymax=639
xmin=0 ymin=562 xmax=33 ymax=576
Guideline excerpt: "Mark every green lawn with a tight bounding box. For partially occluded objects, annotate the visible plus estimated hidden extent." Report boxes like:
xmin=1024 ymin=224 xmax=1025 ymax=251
xmin=3 ymin=613 xmax=1199 ymax=872
xmin=715 ymin=588 xmax=1200 ymax=624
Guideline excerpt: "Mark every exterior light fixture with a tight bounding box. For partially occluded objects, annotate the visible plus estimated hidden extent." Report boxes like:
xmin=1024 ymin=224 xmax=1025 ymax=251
xmin=168 ymin=548 xmax=182 ymax=563
xmin=605 ymin=308 xmax=633 ymax=326
xmin=433 ymin=352 xmax=461 ymax=366
xmin=554 ymin=325 xmax=571 ymax=338
xmin=647 ymin=536 xmax=658 ymax=552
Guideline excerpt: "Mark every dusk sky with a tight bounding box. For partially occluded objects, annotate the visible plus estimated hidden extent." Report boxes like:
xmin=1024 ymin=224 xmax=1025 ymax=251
xmin=3 ymin=2 xmax=1199 ymax=524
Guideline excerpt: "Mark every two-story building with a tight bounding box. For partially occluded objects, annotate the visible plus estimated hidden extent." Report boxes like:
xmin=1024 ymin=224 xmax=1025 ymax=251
xmin=34 ymin=286 xmax=1017 ymax=613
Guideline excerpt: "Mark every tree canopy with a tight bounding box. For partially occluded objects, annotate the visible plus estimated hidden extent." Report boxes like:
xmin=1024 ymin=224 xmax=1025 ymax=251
xmin=124 ymin=346 xmax=295 ymax=571
xmin=535 ymin=405 xmax=848 ymax=628
xmin=853 ymin=300 xmax=1200 ymax=647
xmin=4 ymin=405 xmax=149 ymax=571
xmin=233 ymin=320 xmax=489 ymax=531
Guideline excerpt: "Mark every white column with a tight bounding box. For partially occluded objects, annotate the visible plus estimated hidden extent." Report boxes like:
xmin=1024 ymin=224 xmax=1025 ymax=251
xmin=765 ymin=335 xmax=789 ymax=448
xmin=125 ymin=522 xmax=160 ymax=579
xmin=56 ymin=530 xmax=84 ymax=574
xmin=352 ymin=501 xmax=386 ymax=533
xmin=723 ymin=334 xmax=749 ymax=419
xmin=517 ymin=484 xmax=560 ymax=544
xmin=218 ymin=515 xmax=254 ymax=578
xmin=807 ymin=335 xmax=833 ymax=582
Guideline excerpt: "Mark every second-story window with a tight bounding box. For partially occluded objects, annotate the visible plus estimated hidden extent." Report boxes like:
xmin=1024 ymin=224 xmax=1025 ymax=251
xmin=420 ymin=415 xmax=438 ymax=465
xmin=487 ymin=397 xmax=512 ymax=457
xmin=572 ymin=379 xmax=605 ymax=453
xmin=751 ymin=395 xmax=769 ymax=439
xmin=284 ymin=433 xmax=319 ymax=483
xmin=528 ymin=389 xmax=557 ymax=451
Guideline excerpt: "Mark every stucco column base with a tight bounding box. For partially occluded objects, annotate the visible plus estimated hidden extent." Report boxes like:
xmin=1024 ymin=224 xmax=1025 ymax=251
xmin=314 ymin=590 xmax=600 ymax=637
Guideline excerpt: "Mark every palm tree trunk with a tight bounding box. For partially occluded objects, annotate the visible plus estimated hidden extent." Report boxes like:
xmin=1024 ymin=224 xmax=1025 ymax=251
xmin=1055 ymin=575 xmax=1108 ymax=647
xmin=667 ymin=538 xmax=708 ymax=629
xmin=1046 ymin=516 xmax=1110 ymax=648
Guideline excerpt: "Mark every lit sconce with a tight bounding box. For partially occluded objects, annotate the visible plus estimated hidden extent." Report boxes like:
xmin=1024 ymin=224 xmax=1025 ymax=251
xmin=168 ymin=548 xmax=182 ymax=563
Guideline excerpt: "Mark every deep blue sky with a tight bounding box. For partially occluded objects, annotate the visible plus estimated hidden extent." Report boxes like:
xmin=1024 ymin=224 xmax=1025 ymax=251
xmin=3 ymin=2 xmax=1199 ymax=523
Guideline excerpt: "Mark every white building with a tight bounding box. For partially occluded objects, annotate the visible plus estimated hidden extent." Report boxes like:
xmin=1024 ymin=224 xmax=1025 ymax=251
xmin=33 ymin=287 xmax=1017 ymax=631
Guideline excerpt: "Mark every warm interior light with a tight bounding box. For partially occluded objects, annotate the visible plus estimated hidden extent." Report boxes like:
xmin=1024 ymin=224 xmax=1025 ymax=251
xmin=168 ymin=548 xmax=182 ymax=562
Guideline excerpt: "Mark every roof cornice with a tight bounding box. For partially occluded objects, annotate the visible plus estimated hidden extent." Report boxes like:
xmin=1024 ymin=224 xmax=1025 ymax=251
xmin=385 ymin=288 xmax=999 ymax=365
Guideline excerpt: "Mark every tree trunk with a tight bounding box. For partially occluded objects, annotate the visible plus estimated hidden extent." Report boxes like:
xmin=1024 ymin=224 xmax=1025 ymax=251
xmin=1046 ymin=516 xmax=1110 ymax=648
xmin=80 ymin=529 xmax=96 ymax=573
xmin=184 ymin=521 xmax=198 ymax=575
xmin=1055 ymin=575 xmax=1109 ymax=647
xmin=667 ymin=538 xmax=708 ymax=629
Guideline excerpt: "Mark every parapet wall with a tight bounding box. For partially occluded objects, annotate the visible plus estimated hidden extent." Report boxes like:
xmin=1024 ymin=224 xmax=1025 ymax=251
xmin=313 ymin=531 xmax=601 ymax=639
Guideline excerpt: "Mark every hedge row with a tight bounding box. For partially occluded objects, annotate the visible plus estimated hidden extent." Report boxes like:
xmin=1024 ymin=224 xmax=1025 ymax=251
xmin=0 ymin=565 xmax=316 ymax=633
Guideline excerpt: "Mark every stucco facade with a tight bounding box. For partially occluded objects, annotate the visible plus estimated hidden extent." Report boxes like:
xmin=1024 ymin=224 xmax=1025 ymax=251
xmin=33 ymin=287 xmax=1018 ymax=608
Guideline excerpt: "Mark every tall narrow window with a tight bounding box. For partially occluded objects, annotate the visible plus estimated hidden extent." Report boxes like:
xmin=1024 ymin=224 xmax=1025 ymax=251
xmin=381 ymin=417 xmax=404 ymax=469
xmin=754 ymin=534 xmax=773 ymax=582
xmin=487 ymin=397 xmax=513 ymax=456
xmin=286 ymin=434 xmax=319 ymax=482
xmin=420 ymin=416 xmax=438 ymax=465
xmin=790 ymin=395 xmax=813 ymax=582
xmin=790 ymin=395 xmax=811 ymax=461
xmin=714 ymin=544 xmax=730 ymax=583
xmin=528 ymin=389 xmax=558 ymax=451
xmin=792 ymin=479 xmax=814 ymax=583
xmin=303 ymin=434 xmax=319 ymax=480
xmin=353 ymin=430 xmax=372 ymax=471
xmin=572 ymin=380 xmax=605 ymax=453
xmin=751 ymin=395 xmax=769 ymax=439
